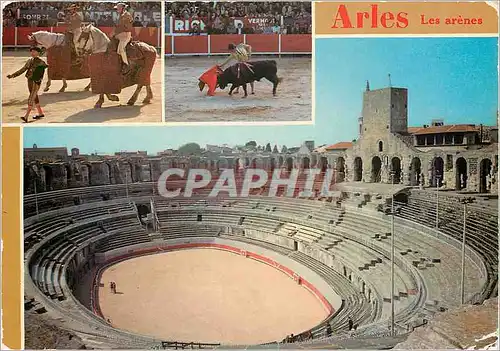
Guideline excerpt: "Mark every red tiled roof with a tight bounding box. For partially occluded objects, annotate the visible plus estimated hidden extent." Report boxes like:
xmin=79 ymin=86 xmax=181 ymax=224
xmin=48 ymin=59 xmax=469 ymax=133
xmin=408 ymin=124 xmax=479 ymax=135
xmin=325 ymin=141 xmax=353 ymax=150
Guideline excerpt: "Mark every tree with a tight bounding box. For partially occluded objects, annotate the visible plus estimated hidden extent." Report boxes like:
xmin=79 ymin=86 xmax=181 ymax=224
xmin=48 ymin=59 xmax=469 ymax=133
xmin=177 ymin=143 xmax=201 ymax=155
xmin=245 ymin=141 xmax=257 ymax=148
xmin=273 ymin=145 xmax=279 ymax=153
xmin=281 ymin=145 xmax=288 ymax=153
xmin=265 ymin=143 xmax=272 ymax=152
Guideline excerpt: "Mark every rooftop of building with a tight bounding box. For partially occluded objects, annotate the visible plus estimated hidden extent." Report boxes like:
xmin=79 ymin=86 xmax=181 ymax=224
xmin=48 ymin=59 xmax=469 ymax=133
xmin=408 ymin=124 xmax=482 ymax=135
xmin=325 ymin=142 xmax=354 ymax=151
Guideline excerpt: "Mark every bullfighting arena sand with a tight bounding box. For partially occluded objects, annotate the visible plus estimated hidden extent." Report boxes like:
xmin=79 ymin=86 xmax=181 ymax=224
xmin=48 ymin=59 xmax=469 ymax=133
xmin=98 ymin=249 xmax=327 ymax=344
xmin=165 ymin=56 xmax=311 ymax=122
xmin=2 ymin=51 xmax=162 ymax=123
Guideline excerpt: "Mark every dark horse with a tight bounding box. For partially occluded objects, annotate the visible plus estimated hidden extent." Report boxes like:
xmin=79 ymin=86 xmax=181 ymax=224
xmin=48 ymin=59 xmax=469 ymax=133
xmin=217 ymin=60 xmax=282 ymax=98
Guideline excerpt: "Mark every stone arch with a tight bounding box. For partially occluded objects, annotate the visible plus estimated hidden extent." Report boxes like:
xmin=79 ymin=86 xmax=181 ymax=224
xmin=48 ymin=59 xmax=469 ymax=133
xmin=278 ymin=156 xmax=284 ymax=167
xmin=84 ymin=164 xmax=92 ymax=186
xmin=73 ymin=164 xmax=82 ymax=182
xmin=378 ymin=140 xmax=383 ymax=152
xmin=124 ymin=162 xmax=133 ymax=183
xmin=394 ymin=192 xmax=408 ymax=204
xmin=269 ymin=158 xmax=277 ymax=172
xmin=456 ymin=157 xmax=467 ymax=190
xmin=104 ymin=163 xmax=112 ymax=184
xmin=244 ymin=157 xmax=250 ymax=168
xmin=250 ymin=158 xmax=258 ymax=169
xmin=217 ymin=159 xmax=229 ymax=170
xmin=432 ymin=157 xmax=444 ymax=187
xmin=191 ymin=157 xmax=200 ymax=168
xmin=371 ymin=156 xmax=382 ymax=183
xmin=42 ymin=165 xmax=53 ymax=191
xmin=24 ymin=166 xmax=33 ymax=193
xmin=353 ymin=157 xmax=363 ymax=182
xmin=479 ymin=158 xmax=493 ymax=193
xmin=65 ymin=164 xmax=72 ymax=181
xmin=390 ymin=157 xmax=401 ymax=184
xmin=410 ymin=157 xmax=421 ymax=186
xmin=285 ymin=157 xmax=294 ymax=172
xmin=311 ymin=154 xmax=318 ymax=168
xmin=319 ymin=157 xmax=328 ymax=172
xmin=302 ymin=157 xmax=310 ymax=169
xmin=149 ymin=163 xmax=154 ymax=183
xmin=336 ymin=157 xmax=345 ymax=182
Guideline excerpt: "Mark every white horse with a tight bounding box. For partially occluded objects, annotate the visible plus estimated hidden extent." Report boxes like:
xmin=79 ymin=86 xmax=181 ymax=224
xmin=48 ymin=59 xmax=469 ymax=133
xmin=29 ymin=30 xmax=91 ymax=93
xmin=76 ymin=24 xmax=155 ymax=108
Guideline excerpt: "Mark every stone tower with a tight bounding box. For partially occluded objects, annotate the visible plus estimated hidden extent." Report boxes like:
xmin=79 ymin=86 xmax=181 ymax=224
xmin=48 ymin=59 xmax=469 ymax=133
xmin=361 ymin=87 xmax=408 ymax=135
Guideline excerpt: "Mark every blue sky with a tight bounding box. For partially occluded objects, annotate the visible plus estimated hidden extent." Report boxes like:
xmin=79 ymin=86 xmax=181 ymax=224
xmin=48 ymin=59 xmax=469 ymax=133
xmin=24 ymin=37 xmax=498 ymax=155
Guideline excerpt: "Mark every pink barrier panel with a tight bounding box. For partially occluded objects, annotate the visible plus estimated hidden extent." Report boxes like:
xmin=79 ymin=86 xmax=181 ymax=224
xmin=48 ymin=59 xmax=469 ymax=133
xmin=3 ymin=27 xmax=15 ymax=46
xmin=281 ymin=34 xmax=312 ymax=53
xmin=164 ymin=34 xmax=312 ymax=55
xmin=210 ymin=34 xmax=244 ymax=53
xmin=5 ymin=26 xmax=160 ymax=48
xmin=51 ymin=26 xmax=67 ymax=34
xmin=246 ymin=34 xmax=279 ymax=53
xmin=174 ymin=35 xmax=208 ymax=54
xmin=165 ymin=35 xmax=172 ymax=54
xmin=133 ymin=27 xmax=159 ymax=47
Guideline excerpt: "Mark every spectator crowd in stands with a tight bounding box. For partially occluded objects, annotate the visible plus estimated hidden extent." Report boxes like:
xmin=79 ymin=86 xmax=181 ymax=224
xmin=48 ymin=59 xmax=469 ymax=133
xmin=166 ymin=2 xmax=312 ymax=34
xmin=3 ymin=1 xmax=160 ymax=27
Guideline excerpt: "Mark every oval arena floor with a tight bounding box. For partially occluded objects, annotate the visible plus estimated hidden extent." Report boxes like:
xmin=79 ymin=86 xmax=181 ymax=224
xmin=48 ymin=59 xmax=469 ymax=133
xmin=98 ymin=249 xmax=329 ymax=345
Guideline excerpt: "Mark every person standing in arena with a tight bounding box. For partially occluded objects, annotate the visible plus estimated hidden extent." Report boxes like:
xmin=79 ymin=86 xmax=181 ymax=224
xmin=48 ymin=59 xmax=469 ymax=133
xmin=65 ymin=4 xmax=84 ymax=57
xmin=219 ymin=43 xmax=255 ymax=95
xmin=6 ymin=47 xmax=48 ymax=123
xmin=112 ymin=2 xmax=134 ymax=73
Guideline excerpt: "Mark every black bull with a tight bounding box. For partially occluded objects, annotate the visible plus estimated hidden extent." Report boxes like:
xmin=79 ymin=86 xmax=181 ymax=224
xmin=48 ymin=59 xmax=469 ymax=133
xmin=217 ymin=60 xmax=282 ymax=97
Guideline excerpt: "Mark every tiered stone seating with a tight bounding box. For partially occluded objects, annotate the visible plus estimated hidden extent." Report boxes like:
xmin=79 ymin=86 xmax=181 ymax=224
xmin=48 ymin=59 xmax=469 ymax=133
xmin=395 ymin=189 xmax=498 ymax=299
xmin=287 ymin=251 xmax=375 ymax=333
xmin=160 ymin=224 xmax=220 ymax=240
xmin=239 ymin=216 xmax=281 ymax=232
xmin=221 ymin=234 xmax=293 ymax=257
xmin=335 ymin=207 xmax=486 ymax=308
xmin=24 ymin=201 xmax=136 ymax=240
xmin=95 ymin=219 xmax=150 ymax=253
xmin=31 ymin=226 xmax=103 ymax=300
xmin=23 ymin=185 xmax=496 ymax=348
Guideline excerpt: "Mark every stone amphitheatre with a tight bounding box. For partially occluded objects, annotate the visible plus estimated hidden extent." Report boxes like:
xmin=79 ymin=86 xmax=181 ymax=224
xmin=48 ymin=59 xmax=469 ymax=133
xmin=23 ymin=87 xmax=498 ymax=349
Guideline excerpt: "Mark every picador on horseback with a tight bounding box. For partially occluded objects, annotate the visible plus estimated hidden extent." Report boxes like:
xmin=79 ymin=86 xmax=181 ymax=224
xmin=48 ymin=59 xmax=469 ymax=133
xmin=64 ymin=3 xmax=83 ymax=60
xmin=111 ymin=2 xmax=134 ymax=74
xmin=219 ymin=43 xmax=255 ymax=95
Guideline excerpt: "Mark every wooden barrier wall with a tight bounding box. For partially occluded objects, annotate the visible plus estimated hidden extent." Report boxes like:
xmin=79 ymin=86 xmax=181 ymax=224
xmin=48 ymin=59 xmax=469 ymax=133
xmin=165 ymin=34 xmax=312 ymax=55
xmin=3 ymin=26 xmax=161 ymax=48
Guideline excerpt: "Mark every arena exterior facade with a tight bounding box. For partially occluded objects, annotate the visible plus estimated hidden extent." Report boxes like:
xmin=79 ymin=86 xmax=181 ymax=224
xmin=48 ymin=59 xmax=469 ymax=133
xmin=335 ymin=84 xmax=498 ymax=194
xmin=25 ymin=85 xmax=497 ymax=195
